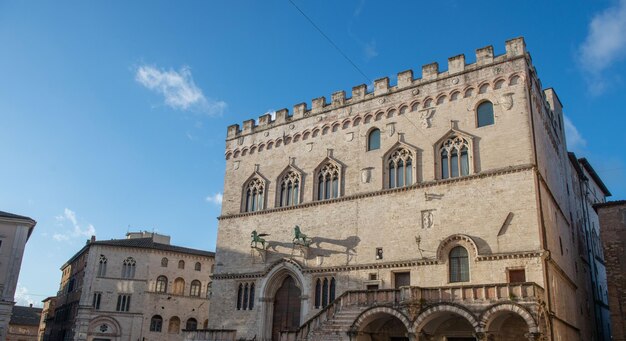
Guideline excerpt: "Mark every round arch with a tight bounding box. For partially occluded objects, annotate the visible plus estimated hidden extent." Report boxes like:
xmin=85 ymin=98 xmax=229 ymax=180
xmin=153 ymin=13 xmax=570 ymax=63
xmin=88 ymin=316 xmax=122 ymax=340
xmin=479 ymin=303 xmax=538 ymax=333
xmin=436 ymin=234 xmax=480 ymax=261
xmin=351 ymin=306 xmax=412 ymax=332
xmin=414 ymin=303 xmax=479 ymax=335
xmin=413 ymin=303 xmax=481 ymax=337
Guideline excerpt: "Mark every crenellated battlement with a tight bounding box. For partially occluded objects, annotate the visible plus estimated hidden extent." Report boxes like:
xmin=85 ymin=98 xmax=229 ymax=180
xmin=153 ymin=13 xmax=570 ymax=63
xmin=227 ymin=37 xmax=527 ymax=139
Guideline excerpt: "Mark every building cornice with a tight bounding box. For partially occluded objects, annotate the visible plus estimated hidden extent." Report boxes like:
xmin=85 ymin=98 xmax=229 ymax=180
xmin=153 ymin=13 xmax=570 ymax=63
xmin=212 ymin=250 xmax=543 ymax=280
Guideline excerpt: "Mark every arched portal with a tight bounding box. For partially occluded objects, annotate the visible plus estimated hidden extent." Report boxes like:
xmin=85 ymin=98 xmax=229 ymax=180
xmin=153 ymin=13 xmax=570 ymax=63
xmin=353 ymin=308 xmax=411 ymax=341
xmin=271 ymin=276 xmax=301 ymax=341
xmin=415 ymin=304 xmax=479 ymax=341
xmin=480 ymin=303 xmax=539 ymax=340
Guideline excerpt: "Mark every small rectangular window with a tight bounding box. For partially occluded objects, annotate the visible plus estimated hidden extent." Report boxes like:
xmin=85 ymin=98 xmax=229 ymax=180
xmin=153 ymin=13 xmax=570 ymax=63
xmin=368 ymin=273 xmax=378 ymax=280
xmin=375 ymin=248 xmax=383 ymax=260
xmin=366 ymin=284 xmax=379 ymax=291
xmin=508 ymin=269 xmax=526 ymax=283
xmin=394 ymin=272 xmax=410 ymax=289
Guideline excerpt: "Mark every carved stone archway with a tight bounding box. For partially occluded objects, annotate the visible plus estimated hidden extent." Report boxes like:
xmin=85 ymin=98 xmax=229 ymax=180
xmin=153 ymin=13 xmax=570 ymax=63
xmin=258 ymin=259 xmax=309 ymax=341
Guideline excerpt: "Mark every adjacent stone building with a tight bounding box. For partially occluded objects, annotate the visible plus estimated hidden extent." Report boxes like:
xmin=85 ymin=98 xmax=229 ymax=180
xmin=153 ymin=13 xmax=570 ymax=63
xmin=0 ymin=211 xmax=36 ymax=340
xmin=204 ymin=37 xmax=613 ymax=341
xmin=42 ymin=231 xmax=215 ymax=341
xmin=596 ymin=200 xmax=626 ymax=341
xmin=7 ymin=305 xmax=42 ymax=341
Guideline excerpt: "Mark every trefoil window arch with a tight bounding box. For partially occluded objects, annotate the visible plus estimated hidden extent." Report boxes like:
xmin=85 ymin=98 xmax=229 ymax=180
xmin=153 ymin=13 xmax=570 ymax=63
xmin=278 ymin=170 xmax=301 ymax=207
xmin=244 ymin=177 xmax=265 ymax=212
xmin=97 ymin=255 xmax=107 ymax=277
xmin=440 ymin=135 xmax=470 ymax=179
xmin=316 ymin=161 xmax=341 ymax=200
xmin=386 ymin=147 xmax=415 ymax=189
xmin=121 ymin=257 xmax=136 ymax=279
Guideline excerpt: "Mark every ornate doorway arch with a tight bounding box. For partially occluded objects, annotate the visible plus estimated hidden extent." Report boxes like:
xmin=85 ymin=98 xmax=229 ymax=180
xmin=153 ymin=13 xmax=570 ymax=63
xmin=272 ymin=276 xmax=301 ymax=340
xmin=259 ymin=259 xmax=309 ymax=341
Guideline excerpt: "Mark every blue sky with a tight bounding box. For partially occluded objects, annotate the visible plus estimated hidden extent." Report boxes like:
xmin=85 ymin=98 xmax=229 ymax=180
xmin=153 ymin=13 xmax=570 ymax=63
xmin=1 ymin=1 xmax=625 ymax=306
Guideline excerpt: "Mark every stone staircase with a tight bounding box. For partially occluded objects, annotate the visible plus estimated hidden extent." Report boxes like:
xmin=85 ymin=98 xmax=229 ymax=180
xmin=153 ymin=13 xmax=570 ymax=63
xmin=280 ymin=289 xmax=400 ymax=341
xmin=305 ymin=306 xmax=363 ymax=341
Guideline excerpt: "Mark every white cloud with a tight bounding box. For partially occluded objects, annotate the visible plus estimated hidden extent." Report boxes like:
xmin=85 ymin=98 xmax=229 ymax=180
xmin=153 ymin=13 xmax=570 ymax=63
xmin=353 ymin=0 xmax=365 ymax=17
xmin=564 ymin=115 xmax=587 ymax=151
xmin=205 ymin=193 xmax=223 ymax=205
xmin=53 ymin=208 xmax=96 ymax=242
xmin=15 ymin=283 xmax=38 ymax=307
xmin=135 ymin=64 xmax=227 ymax=115
xmin=364 ymin=39 xmax=378 ymax=60
xmin=579 ymin=0 xmax=626 ymax=93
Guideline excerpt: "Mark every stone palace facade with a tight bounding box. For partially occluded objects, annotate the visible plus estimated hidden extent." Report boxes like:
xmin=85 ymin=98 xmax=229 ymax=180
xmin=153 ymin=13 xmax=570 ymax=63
xmin=41 ymin=232 xmax=215 ymax=341
xmin=203 ymin=38 xmax=612 ymax=341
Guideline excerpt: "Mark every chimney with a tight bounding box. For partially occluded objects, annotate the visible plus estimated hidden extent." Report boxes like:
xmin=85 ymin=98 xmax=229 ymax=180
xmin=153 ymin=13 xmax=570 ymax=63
xmin=91 ymin=235 xmax=96 ymax=243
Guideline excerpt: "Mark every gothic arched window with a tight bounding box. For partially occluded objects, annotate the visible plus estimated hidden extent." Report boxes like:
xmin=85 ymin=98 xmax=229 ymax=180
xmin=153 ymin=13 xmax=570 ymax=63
xmin=97 ymin=255 xmax=107 ymax=277
xmin=190 ymin=280 xmax=201 ymax=296
xmin=316 ymin=161 xmax=340 ymax=200
xmin=386 ymin=147 xmax=414 ymax=189
xmin=449 ymin=246 xmax=469 ymax=283
xmin=477 ymin=101 xmax=494 ymax=127
xmin=440 ymin=136 xmax=470 ymax=179
xmin=161 ymin=257 xmax=168 ymax=267
xmin=122 ymin=257 xmax=136 ymax=279
xmin=194 ymin=262 xmax=201 ymax=271
xmin=156 ymin=275 xmax=168 ymax=293
xmin=367 ymin=128 xmax=381 ymax=151
xmin=178 ymin=260 xmax=185 ymax=269
xmin=278 ymin=170 xmax=301 ymax=207
xmin=244 ymin=177 xmax=265 ymax=212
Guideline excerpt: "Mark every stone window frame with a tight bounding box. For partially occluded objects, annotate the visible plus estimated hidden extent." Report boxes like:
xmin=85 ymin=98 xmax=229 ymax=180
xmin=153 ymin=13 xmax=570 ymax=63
xmin=190 ymin=280 xmax=202 ymax=297
xmin=276 ymin=165 xmax=303 ymax=208
xmin=155 ymin=275 xmax=168 ymax=293
xmin=241 ymin=171 xmax=268 ymax=213
xmin=121 ymin=257 xmax=136 ymax=279
xmin=434 ymin=129 xmax=476 ymax=180
xmin=236 ymin=281 xmax=255 ymax=311
xmin=149 ymin=315 xmax=163 ymax=332
xmin=366 ymin=127 xmax=381 ymax=152
xmin=449 ymin=246 xmax=470 ymax=283
xmin=382 ymin=142 xmax=418 ymax=189
xmin=313 ymin=156 xmax=343 ymax=201
xmin=476 ymin=99 xmax=496 ymax=128
xmin=97 ymin=255 xmax=107 ymax=277
xmin=314 ymin=275 xmax=336 ymax=309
